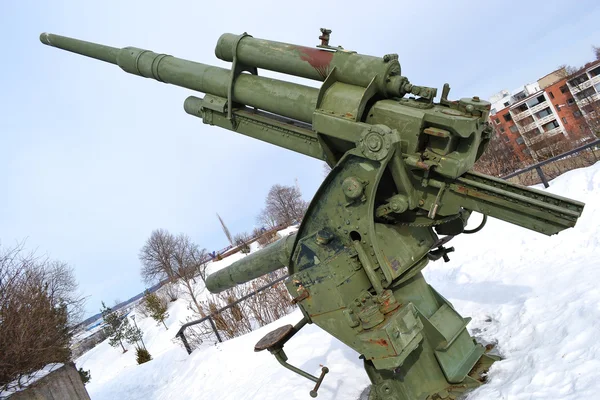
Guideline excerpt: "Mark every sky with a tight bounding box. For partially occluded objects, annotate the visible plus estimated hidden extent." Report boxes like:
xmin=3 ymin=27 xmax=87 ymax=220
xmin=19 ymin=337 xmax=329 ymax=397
xmin=1 ymin=0 xmax=599 ymax=318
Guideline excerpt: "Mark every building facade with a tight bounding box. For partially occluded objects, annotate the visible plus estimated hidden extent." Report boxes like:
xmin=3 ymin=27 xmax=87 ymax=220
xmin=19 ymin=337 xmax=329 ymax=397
xmin=488 ymin=65 xmax=596 ymax=162
xmin=566 ymin=60 xmax=600 ymax=129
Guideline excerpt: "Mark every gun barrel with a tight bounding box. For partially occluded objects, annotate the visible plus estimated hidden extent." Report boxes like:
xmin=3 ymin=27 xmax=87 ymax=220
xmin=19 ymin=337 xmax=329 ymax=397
xmin=40 ymin=33 xmax=319 ymax=123
xmin=206 ymin=233 xmax=296 ymax=293
xmin=40 ymin=33 xmax=119 ymax=64
xmin=215 ymin=33 xmax=405 ymax=97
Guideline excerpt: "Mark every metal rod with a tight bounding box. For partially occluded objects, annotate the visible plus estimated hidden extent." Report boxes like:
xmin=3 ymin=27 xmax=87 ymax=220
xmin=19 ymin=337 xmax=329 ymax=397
xmin=502 ymin=139 xmax=600 ymax=180
xmin=207 ymin=317 xmax=223 ymax=343
xmin=131 ymin=316 xmax=148 ymax=352
xmin=178 ymin=333 xmax=192 ymax=355
xmin=310 ymin=367 xmax=330 ymax=398
xmin=175 ymin=275 xmax=288 ymax=352
xmin=273 ymin=349 xmax=319 ymax=383
xmin=535 ymin=166 xmax=550 ymax=188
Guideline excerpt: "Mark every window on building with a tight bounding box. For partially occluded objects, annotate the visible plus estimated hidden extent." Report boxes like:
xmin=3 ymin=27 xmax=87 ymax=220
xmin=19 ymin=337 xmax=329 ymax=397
xmin=513 ymin=92 xmax=526 ymax=101
xmin=589 ymin=65 xmax=600 ymax=78
xmin=569 ymin=74 xmax=589 ymax=87
xmin=509 ymin=125 xmax=518 ymax=133
xmin=567 ymin=98 xmax=575 ymax=105
xmin=582 ymin=101 xmax=600 ymax=113
xmin=562 ymin=117 xmax=568 ymax=124
xmin=500 ymin=126 xmax=505 ymax=132
xmin=516 ymin=137 xmax=524 ymax=145
xmin=548 ymin=91 xmax=555 ymax=99
xmin=495 ymin=117 xmax=500 ymax=124
xmin=504 ymin=102 xmax=510 ymax=107
xmin=503 ymin=113 xmax=512 ymax=122
xmin=514 ymin=103 xmax=528 ymax=113
xmin=524 ymin=128 xmax=540 ymax=137
xmin=542 ymin=120 xmax=559 ymax=131
xmin=555 ymin=104 xmax=561 ymax=111
xmin=526 ymin=95 xmax=547 ymax=108
xmin=576 ymin=87 xmax=596 ymax=101
xmin=559 ymin=85 xmax=568 ymax=93
xmin=490 ymin=108 xmax=497 ymax=115
xmin=536 ymin=107 xmax=553 ymax=119
xmin=574 ymin=110 xmax=582 ymax=118
xmin=520 ymin=116 xmax=534 ymax=126
xmin=524 ymin=148 xmax=531 ymax=155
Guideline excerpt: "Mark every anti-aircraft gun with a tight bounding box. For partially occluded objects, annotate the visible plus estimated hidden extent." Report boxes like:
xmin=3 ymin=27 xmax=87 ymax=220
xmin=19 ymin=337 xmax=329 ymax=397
xmin=40 ymin=30 xmax=585 ymax=400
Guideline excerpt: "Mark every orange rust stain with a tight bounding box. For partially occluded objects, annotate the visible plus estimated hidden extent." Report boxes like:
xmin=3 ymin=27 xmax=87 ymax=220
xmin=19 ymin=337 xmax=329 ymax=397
xmin=296 ymin=46 xmax=333 ymax=79
xmin=369 ymin=338 xmax=389 ymax=347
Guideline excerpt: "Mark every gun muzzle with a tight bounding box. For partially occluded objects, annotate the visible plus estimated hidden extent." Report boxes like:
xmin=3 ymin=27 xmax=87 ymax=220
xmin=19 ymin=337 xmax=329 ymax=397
xmin=206 ymin=233 xmax=296 ymax=293
xmin=40 ymin=33 xmax=318 ymax=123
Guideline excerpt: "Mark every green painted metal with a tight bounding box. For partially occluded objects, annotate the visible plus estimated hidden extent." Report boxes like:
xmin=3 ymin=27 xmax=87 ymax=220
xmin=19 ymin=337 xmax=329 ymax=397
xmin=206 ymin=233 xmax=295 ymax=293
xmin=40 ymin=30 xmax=585 ymax=400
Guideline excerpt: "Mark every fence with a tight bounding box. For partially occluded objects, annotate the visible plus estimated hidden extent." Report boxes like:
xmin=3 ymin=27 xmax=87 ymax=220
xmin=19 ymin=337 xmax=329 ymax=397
xmin=502 ymin=138 xmax=600 ymax=187
xmin=175 ymin=275 xmax=290 ymax=354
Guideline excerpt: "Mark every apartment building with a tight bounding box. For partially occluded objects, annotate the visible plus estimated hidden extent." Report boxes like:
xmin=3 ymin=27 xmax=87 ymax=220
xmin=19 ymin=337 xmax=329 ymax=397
xmin=565 ymin=59 xmax=600 ymax=120
xmin=489 ymin=67 xmax=593 ymax=162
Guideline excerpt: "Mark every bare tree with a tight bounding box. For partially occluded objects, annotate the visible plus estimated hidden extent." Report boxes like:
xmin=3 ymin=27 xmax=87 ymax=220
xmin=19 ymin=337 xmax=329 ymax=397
xmin=473 ymin=127 xmax=525 ymax=176
xmin=258 ymin=184 xmax=308 ymax=228
xmin=233 ymin=231 xmax=251 ymax=254
xmin=139 ymin=229 xmax=177 ymax=284
xmin=256 ymin=208 xmax=278 ymax=230
xmin=0 ymin=242 xmax=84 ymax=392
xmin=171 ymin=233 xmax=206 ymax=315
xmin=139 ymin=230 xmax=207 ymax=315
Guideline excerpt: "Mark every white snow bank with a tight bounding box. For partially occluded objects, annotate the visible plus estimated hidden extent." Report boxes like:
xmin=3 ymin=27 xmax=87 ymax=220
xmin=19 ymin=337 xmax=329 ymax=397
xmin=77 ymin=163 xmax=600 ymax=400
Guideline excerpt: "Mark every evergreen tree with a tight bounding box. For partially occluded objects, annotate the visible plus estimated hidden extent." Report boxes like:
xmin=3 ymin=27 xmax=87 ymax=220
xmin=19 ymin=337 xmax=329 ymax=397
xmin=100 ymin=302 xmax=131 ymax=353
xmin=143 ymin=291 xmax=169 ymax=329
xmin=125 ymin=324 xmax=144 ymax=347
xmin=136 ymin=347 xmax=152 ymax=364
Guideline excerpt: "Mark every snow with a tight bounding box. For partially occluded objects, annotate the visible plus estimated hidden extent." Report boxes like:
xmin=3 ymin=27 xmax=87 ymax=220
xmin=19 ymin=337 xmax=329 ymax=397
xmin=0 ymin=363 xmax=64 ymax=398
xmin=76 ymin=163 xmax=600 ymax=400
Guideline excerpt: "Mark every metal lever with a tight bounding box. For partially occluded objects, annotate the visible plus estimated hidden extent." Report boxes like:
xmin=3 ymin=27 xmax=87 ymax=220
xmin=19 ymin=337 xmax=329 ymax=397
xmin=254 ymin=318 xmax=329 ymax=397
xmin=427 ymin=246 xmax=455 ymax=262
xmin=309 ymin=367 xmax=329 ymax=398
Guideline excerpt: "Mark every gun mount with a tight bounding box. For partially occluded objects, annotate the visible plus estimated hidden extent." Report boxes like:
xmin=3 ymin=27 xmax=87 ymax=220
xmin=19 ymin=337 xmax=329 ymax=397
xmin=41 ymin=29 xmax=584 ymax=400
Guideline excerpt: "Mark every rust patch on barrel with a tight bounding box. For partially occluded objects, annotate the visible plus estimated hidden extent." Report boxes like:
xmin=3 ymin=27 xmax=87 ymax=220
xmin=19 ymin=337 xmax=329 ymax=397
xmin=296 ymin=46 xmax=333 ymax=79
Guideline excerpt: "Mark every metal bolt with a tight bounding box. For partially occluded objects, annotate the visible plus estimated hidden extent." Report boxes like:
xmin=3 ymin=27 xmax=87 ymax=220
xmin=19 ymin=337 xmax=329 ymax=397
xmin=472 ymin=96 xmax=480 ymax=102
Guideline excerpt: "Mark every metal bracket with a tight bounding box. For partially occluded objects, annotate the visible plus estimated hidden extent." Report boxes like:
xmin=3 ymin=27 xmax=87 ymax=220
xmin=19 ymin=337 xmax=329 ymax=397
xmin=227 ymin=33 xmax=258 ymax=121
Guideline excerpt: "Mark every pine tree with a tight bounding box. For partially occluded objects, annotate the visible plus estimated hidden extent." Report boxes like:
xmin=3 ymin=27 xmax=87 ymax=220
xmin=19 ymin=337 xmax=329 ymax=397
xmin=143 ymin=291 xmax=169 ymax=329
xmin=125 ymin=324 xmax=143 ymax=347
xmin=136 ymin=347 xmax=152 ymax=364
xmin=100 ymin=302 xmax=131 ymax=353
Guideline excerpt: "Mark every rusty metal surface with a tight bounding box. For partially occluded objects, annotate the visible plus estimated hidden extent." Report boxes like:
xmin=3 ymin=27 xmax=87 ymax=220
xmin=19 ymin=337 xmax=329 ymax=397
xmin=254 ymin=324 xmax=294 ymax=352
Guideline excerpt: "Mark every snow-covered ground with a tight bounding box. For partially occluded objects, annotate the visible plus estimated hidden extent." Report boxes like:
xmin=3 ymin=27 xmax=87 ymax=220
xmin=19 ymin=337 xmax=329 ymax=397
xmin=77 ymin=163 xmax=600 ymax=400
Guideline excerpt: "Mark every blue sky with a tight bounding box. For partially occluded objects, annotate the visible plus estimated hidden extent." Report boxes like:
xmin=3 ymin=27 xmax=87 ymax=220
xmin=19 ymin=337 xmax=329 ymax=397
xmin=1 ymin=0 xmax=599 ymax=318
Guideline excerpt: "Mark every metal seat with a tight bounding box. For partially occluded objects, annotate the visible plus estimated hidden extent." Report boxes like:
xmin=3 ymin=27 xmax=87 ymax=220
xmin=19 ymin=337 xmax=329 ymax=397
xmin=254 ymin=324 xmax=294 ymax=352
